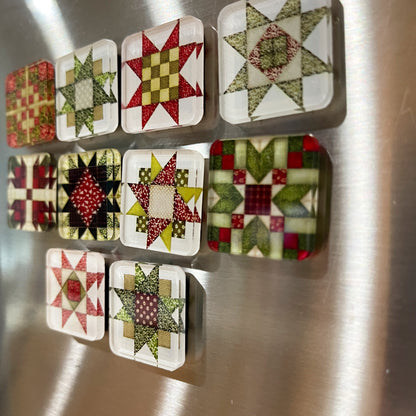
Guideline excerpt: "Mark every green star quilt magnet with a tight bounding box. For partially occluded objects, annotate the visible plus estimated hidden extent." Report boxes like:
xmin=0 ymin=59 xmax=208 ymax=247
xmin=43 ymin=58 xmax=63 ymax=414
xmin=56 ymin=39 xmax=118 ymax=141
xmin=218 ymin=0 xmax=333 ymax=123
xmin=109 ymin=260 xmax=186 ymax=371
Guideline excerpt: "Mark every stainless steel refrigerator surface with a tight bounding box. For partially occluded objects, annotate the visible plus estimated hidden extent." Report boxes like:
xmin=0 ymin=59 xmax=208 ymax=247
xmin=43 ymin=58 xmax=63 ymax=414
xmin=1 ymin=1 xmax=415 ymax=415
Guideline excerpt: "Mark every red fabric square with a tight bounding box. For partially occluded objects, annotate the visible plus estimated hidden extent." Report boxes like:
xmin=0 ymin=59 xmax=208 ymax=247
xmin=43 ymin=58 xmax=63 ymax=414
xmin=135 ymin=293 xmax=158 ymax=328
xmin=29 ymin=108 xmax=34 ymax=118
xmin=210 ymin=140 xmax=223 ymax=156
xmin=231 ymin=214 xmax=244 ymax=229
xmin=222 ymin=155 xmax=234 ymax=170
xmin=272 ymin=169 xmax=287 ymax=184
xmin=67 ymin=280 xmax=81 ymax=302
xmin=303 ymin=135 xmax=320 ymax=151
xmin=233 ymin=169 xmax=246 ymax=184
xmin=244 ymin=185 xmax=272 ymax=215
xmin=270 ymin=216 xmax=284 ymax=232
xmin=29 ymin=95 xmax=34 ymax=105
xmin=21 ymin=97 xmax=27 ymax=107
xmin=284 ymin=233 xmax=299 ymax=249
xmin=208 ymin=240 xmax=219 ymax=251
xmin=33 ymin=84 xmax=39 ymax=93
xmin=34 ymin=117 xmax=39 ymax=126
xmin=219 ymin=227 xmax=231 ymax=242
xmin=22 ymin=111 xmax=27 ymax=121
xmin=288 ymin=152 xmax=303 ymax=168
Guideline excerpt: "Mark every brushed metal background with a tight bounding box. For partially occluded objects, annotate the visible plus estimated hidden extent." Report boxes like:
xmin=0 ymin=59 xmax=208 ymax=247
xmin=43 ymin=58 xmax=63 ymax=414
xmin=0 ymin=1 xmax=415 ymax=415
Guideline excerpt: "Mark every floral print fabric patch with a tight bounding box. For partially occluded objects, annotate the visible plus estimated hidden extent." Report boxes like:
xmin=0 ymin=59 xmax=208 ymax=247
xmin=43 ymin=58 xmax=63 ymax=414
xmin=207 ymin=135 xmax=321 ymax=260
xmin=109 ymin=260 xmax=186 ymax=371
xmin=55 ymin=39 xmax=118 ymax=141
xmin=5 ymin=60 xmax=55 ymax=147
xmin=120 ymin=149 xmax=204 ymax=256
xmin=57 ymin=148 xmax=121 ymax=240
xmin=46 ymin=248 xmax=105 ymax=341
xmin=7 ymin=153 xmax=56 ymax=231
xmin=218 ymin=0 xmax=333 ymax=124
xmin=121 ymin=16 xmax=204 ymax=133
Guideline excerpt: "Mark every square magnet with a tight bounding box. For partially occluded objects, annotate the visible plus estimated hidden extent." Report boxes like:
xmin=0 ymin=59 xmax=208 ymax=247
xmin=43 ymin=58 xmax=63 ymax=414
xmin=218 ymin=0 xmax=333 ymax=124
xmin=7 ymin=153 xmax=56 ymax=231
xmin=109 ymin=260 xmax=186 ymax=371
xmin=207 ymin=135 xmax=322 ymax=260
xmin=57 ymin=148 xmax=121 ymax=240
xmin=120 ymin=149 xmax=204 ymax=256
xmin=5 ymin=60 xmax=55 ymax=147
xmin=46 ymin=248 xmax=105 ymax=341
xmin=55 ymin=39 xmax=118 ymax=141
xmin=121 ymin=16 xmax=204 ymax=133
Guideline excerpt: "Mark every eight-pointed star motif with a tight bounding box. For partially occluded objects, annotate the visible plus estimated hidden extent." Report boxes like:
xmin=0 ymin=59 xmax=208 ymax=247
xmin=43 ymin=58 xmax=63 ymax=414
xmin=127 ymin=152 xmax=201 ymax=250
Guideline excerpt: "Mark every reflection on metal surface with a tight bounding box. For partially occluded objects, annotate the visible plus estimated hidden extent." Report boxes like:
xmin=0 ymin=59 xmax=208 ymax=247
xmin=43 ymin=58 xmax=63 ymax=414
xmin=44 ymin=340 xmax=87 ymax=416
xmin=330 ymin=3 xmax=383 ymax=416
xmin=154 ymin=378 xmax=189 ymax=415
xmin=143 ymin=0 xmax=184 ymax=26
xmin=25 ymin=0 xmax=73 ymax=59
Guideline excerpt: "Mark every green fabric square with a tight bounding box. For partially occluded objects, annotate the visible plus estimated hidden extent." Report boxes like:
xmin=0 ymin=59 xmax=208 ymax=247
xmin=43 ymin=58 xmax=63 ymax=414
xmin=169 ymin=86 xmax=179 ymax=100
xmin=160 ymin=50 xmax=169 ymax=64
xmin=260 ymin=36 xmax=288 ymax=70
xmin=160 ymin=75 xmax=169 ymax=89
xmin=169 ymin=60 xmax=179 ymax=74
xmin=222 ymin=140 xmax=235 ymax=155
xmin=172 ymin=220 xmax=186 ymax=238
xmin=288 ymin=136 xmax=303 ymax=152
xmin=139 ymin=168 xmax=151 ymax=184
xmin=283 ymin=249 xmax=298 ymax=259
xmin=208 ymin=226 xmax=219 ymax=242
xmin=136 ymin=216 xmax=148 ymax=232
xmin=175 ymin=169 xmax=189 ymax=186
xmin=219 ymin=242 xmax=231 ymax=253
xmin=142 ymin=55 xmax=151 ymax=68
xmin=210 ymin=155 xmax=222 ymax=170
xmin=302 ymin=151 xmax=319 ymax=169
xmin=151 ymin=90 xmax=160 ymax=103
xmin=151 ymin=65 xmax=160 ymax=78
xmin=298 ymin=233 xmax=316 ymax=252
xmin=142 ymin=80 xmax=151 ymax=93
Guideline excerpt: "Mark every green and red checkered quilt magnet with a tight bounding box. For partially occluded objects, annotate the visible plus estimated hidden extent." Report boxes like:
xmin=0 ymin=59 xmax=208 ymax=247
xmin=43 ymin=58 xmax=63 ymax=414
xmin=207 ymin=135 xmax=322 ymax=260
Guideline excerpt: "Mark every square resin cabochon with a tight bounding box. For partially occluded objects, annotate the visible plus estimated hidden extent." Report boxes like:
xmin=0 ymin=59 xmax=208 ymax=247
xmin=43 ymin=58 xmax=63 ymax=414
xmin=55 ymin=39 xmax=118 ymax=141
xmin=109 ymin=261 xmax=186 ymax=371
xmin=218 ymin=0 xmax=333 ymax=124
xmin=57 ymin=148 xmax=121 ymax=241
xmin=46 ymin=249 xmax=105 ymax=341
xmin=207 ymin=135 xmax=321 ymax=260
xmin=5 ymin=60 xmax=55 ymax=148
xmin=120 ymin=149 xmax=204 ymax=256
xmin=121 ymin=16 xmax=204 ymax=133
xmin=7 ymin=152 xmax=56 ymax=232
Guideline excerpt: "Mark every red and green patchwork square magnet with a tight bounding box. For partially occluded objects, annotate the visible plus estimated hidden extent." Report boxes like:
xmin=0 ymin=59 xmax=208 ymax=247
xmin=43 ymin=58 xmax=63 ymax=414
xmin=5 ymin=60 xmax=55 ymax=147
xmin=207 ymin=135 xmax=322 ymax=260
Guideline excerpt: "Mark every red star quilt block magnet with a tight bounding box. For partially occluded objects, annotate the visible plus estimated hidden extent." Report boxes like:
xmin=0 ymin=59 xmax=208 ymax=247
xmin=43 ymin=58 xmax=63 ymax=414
xmin=120 ymin=149 xmax=204 ymax=255
xmin=5 ymin=60 xmax=55 ymax=147
xmin=46 ymin=248 xmax=105 ymax=341
xmin=7 ymin=153 xmax=56 ymax=231
xmin=121 ymin=16 xmax=204 ymax=133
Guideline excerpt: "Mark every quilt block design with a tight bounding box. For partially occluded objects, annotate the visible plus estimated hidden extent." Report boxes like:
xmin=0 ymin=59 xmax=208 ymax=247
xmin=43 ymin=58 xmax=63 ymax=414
xmin=7 ymin=153 xmax=56 ymax=231
xmin=56 ymin=39 xmax=118 ymax=141
xmin=46 ymin=249 xmax=105 ymax=341
xmin=109 ymin=261 xmax=186 ymax=371
xmin=120 ymin=149 xmax=204 ymax=256
xmin=208 ymin=135 xmax=321 ymax=260
xmin=5 ymin=60 xmax=55 ymax=147
xmin=218 ymin=0 xmax=333 ymax=124
xmin=122 ymin=16 xmax=204 ymax=132
xmin=57 ymin=149 xmax=121 ymax=240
